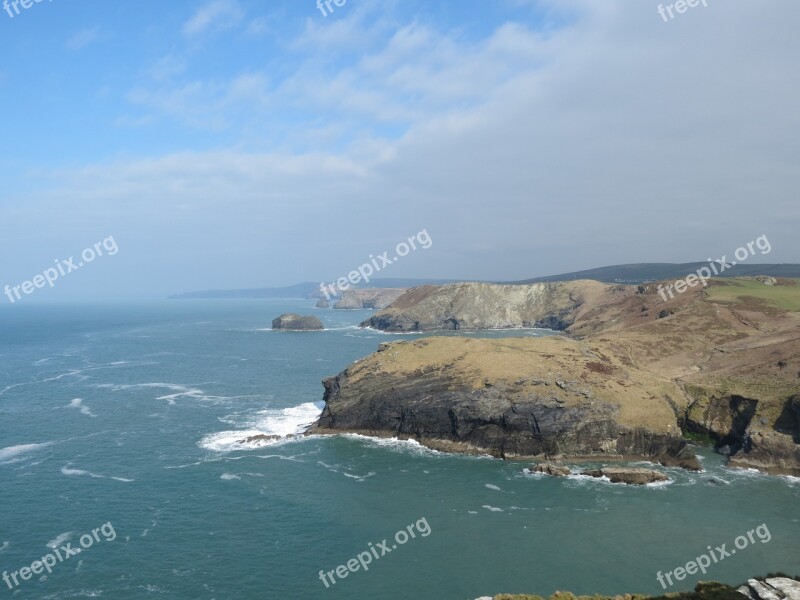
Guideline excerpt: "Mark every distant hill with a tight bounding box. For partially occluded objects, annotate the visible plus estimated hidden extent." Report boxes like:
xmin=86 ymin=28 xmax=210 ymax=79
xmin=509 ymin=263 xmax=800 ymax=285
xmin=169 ymin=264 xmax=800 ymax=299
xmin=169 ymin=278 xmax=467 ymax=300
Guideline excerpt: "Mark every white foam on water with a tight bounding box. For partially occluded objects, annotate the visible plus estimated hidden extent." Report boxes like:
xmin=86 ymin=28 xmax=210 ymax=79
xmin=220 ymin=473 xmax=241 ymax=480
xmin=485 ymin=483 xmax=501 ymax=491
xmin=340 ymin=434 xmax=447 ymax=457
xmin=46 ymin=532 xmax=73 ymax=549
xmin=60 ymin=465 xmax=134 ymax=483
xmin=96 ymin=382 xmax=231 ymax=404
xmin=0 ymin=442 xmax=52 ymax=464
xmin=482 ymin=505 xmax=504 ymax=512
xmin=0 ymin=541 xmax=9 ymax=552
xmin=199 ymin=402 xmax=324 ymax=452
xmin=66 ymin=398 xmax=96 ymax=417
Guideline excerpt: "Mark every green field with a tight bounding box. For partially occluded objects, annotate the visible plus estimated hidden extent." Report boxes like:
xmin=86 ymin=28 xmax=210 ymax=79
xmin=706 ymin=278 xmax=800 ymax=311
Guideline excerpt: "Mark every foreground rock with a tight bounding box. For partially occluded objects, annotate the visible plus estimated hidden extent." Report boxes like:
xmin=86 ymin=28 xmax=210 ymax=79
xmin=271 ymin=313 xmax=324 ymax=330
xmin=310 ymin=337 xmax=701 ymax=469
xmin=334 ymin=288 xmax=406 ymax=310
xmin=528 ymin=463 xmax=571 ymax=476
xmin=581 ymin=467 xmax=669 ymax=485
xmin=739 ymin=577 xmax=800 ymax=600
xmin=479 ymin=576 xmax=800 ymax=600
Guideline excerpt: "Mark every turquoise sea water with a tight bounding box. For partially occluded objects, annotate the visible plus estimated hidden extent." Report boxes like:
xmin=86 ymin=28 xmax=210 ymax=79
xmin=1 ymin=300 xmax=798 ymax=600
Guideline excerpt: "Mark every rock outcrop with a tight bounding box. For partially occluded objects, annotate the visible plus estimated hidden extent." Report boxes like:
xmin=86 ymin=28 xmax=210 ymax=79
xmin=334 ymin=288 xmax=406 ymax=310
xmin=361 ymin=281 xmax=615 ymax=331
xmin=581 ymin=467 xmax=669 ymax=485
xmin=310 ymin=337 xmax=701 ymax=469
xmin=528 ymin=463 xmax=571 ymax=476
xmin=315 ymin=299 xmax=330 ymax=308
xmin=738 ymin=577 xmax=800 ymax=600
xmin=271 ymin=313 xmax=324 ymax=330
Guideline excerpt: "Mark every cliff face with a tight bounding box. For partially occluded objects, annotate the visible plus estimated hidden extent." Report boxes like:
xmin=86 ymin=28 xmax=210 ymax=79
xmin=334 ymin=288 xmax=406 ymax=310
xmin=312 ymin=337 xmax=700 ymax=469
xmin=360 ymin=281 xmax=617 ymax=331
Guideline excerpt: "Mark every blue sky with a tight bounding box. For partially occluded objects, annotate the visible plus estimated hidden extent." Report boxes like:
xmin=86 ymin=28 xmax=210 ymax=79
xmin=1 ymin=0 xmax=798 ymax=299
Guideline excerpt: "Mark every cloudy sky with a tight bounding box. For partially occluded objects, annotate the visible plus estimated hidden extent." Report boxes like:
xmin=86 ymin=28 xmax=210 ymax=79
xmin=1 ymin=0 xmax=798 ymax=299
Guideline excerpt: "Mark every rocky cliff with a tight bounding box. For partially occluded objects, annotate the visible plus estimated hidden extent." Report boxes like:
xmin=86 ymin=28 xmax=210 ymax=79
xmin=361 ymin=281 xmax=616 ymax=331
xmin=334 ymin=288 xmax=406 ymax=310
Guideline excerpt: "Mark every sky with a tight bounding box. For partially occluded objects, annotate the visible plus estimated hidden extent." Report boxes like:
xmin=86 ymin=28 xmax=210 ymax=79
xmin=0 ymin=0 xmax=798 ymax=300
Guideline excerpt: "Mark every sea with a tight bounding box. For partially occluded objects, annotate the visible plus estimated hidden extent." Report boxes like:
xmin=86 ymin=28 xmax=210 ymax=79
xmin=1 ymin=300 xmax=798 ymax=599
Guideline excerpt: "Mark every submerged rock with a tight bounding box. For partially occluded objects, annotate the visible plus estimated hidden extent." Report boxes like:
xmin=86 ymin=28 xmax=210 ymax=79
xmin=580 ymin=467 xmax=669 ymax=485
xmin=236 ymin=434 xmax=282 ymax=444
xmin=529 ymin=463 xmax=571 ymax=477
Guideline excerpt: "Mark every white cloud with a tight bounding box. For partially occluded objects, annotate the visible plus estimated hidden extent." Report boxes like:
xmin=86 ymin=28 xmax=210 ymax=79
xmin=66 ymin=27 xmax=100 ymax=50
xmin=182 ymin=0 xmax=244 ymax=37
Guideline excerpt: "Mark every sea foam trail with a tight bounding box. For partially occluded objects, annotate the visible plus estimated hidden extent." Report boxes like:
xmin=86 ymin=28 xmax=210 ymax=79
xmin=0 ymin=443 xmax=52 ymax=464
xmin=96 ymin=382 xmax=231 ymax=404
xmin=60 ymin=465 xmax=134 ymax=482
xmin=199 ymin=402 xmax=324 ymax=452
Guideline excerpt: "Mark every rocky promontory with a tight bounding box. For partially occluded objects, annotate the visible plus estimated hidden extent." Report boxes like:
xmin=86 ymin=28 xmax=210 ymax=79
xmin=271 ymin=313 xmax=324 ymax=330
xmin=311 ymin=336 xmax=701 ymax=469
xmin=316 ymin=277 xmax=800 ymax=475
xmin=334 ymin=288 xmax=406 ymax=310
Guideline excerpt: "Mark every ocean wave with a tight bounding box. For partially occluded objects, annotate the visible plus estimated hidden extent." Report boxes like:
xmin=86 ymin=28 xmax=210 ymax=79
xmin=199 ymin=402 xmax=324 ymax=452
xmin=482 ymin=505 xmax=504 ymax=512
xmin=485 ymin=483 xmax=502 ymax=491
xmin=339 ymin=434 xmax=445 ymax=456
xmin=220 ymin=473 xmax=241 ymax=480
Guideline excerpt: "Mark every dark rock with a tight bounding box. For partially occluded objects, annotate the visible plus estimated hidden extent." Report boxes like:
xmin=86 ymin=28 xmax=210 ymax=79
xmin=272 ymin=313 xmax=324 ymax=331
xmin=237 ymin=434 xmax=282 ymax=444
xmin=529 ymin=463 xmax=571 ymax=476
xmin=581 ymin=467 xmax=669 ymax=485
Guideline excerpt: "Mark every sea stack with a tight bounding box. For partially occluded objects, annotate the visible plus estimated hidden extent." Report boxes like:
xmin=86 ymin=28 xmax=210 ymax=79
xmin=272 ymin=313 xmax=324 ymax=330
